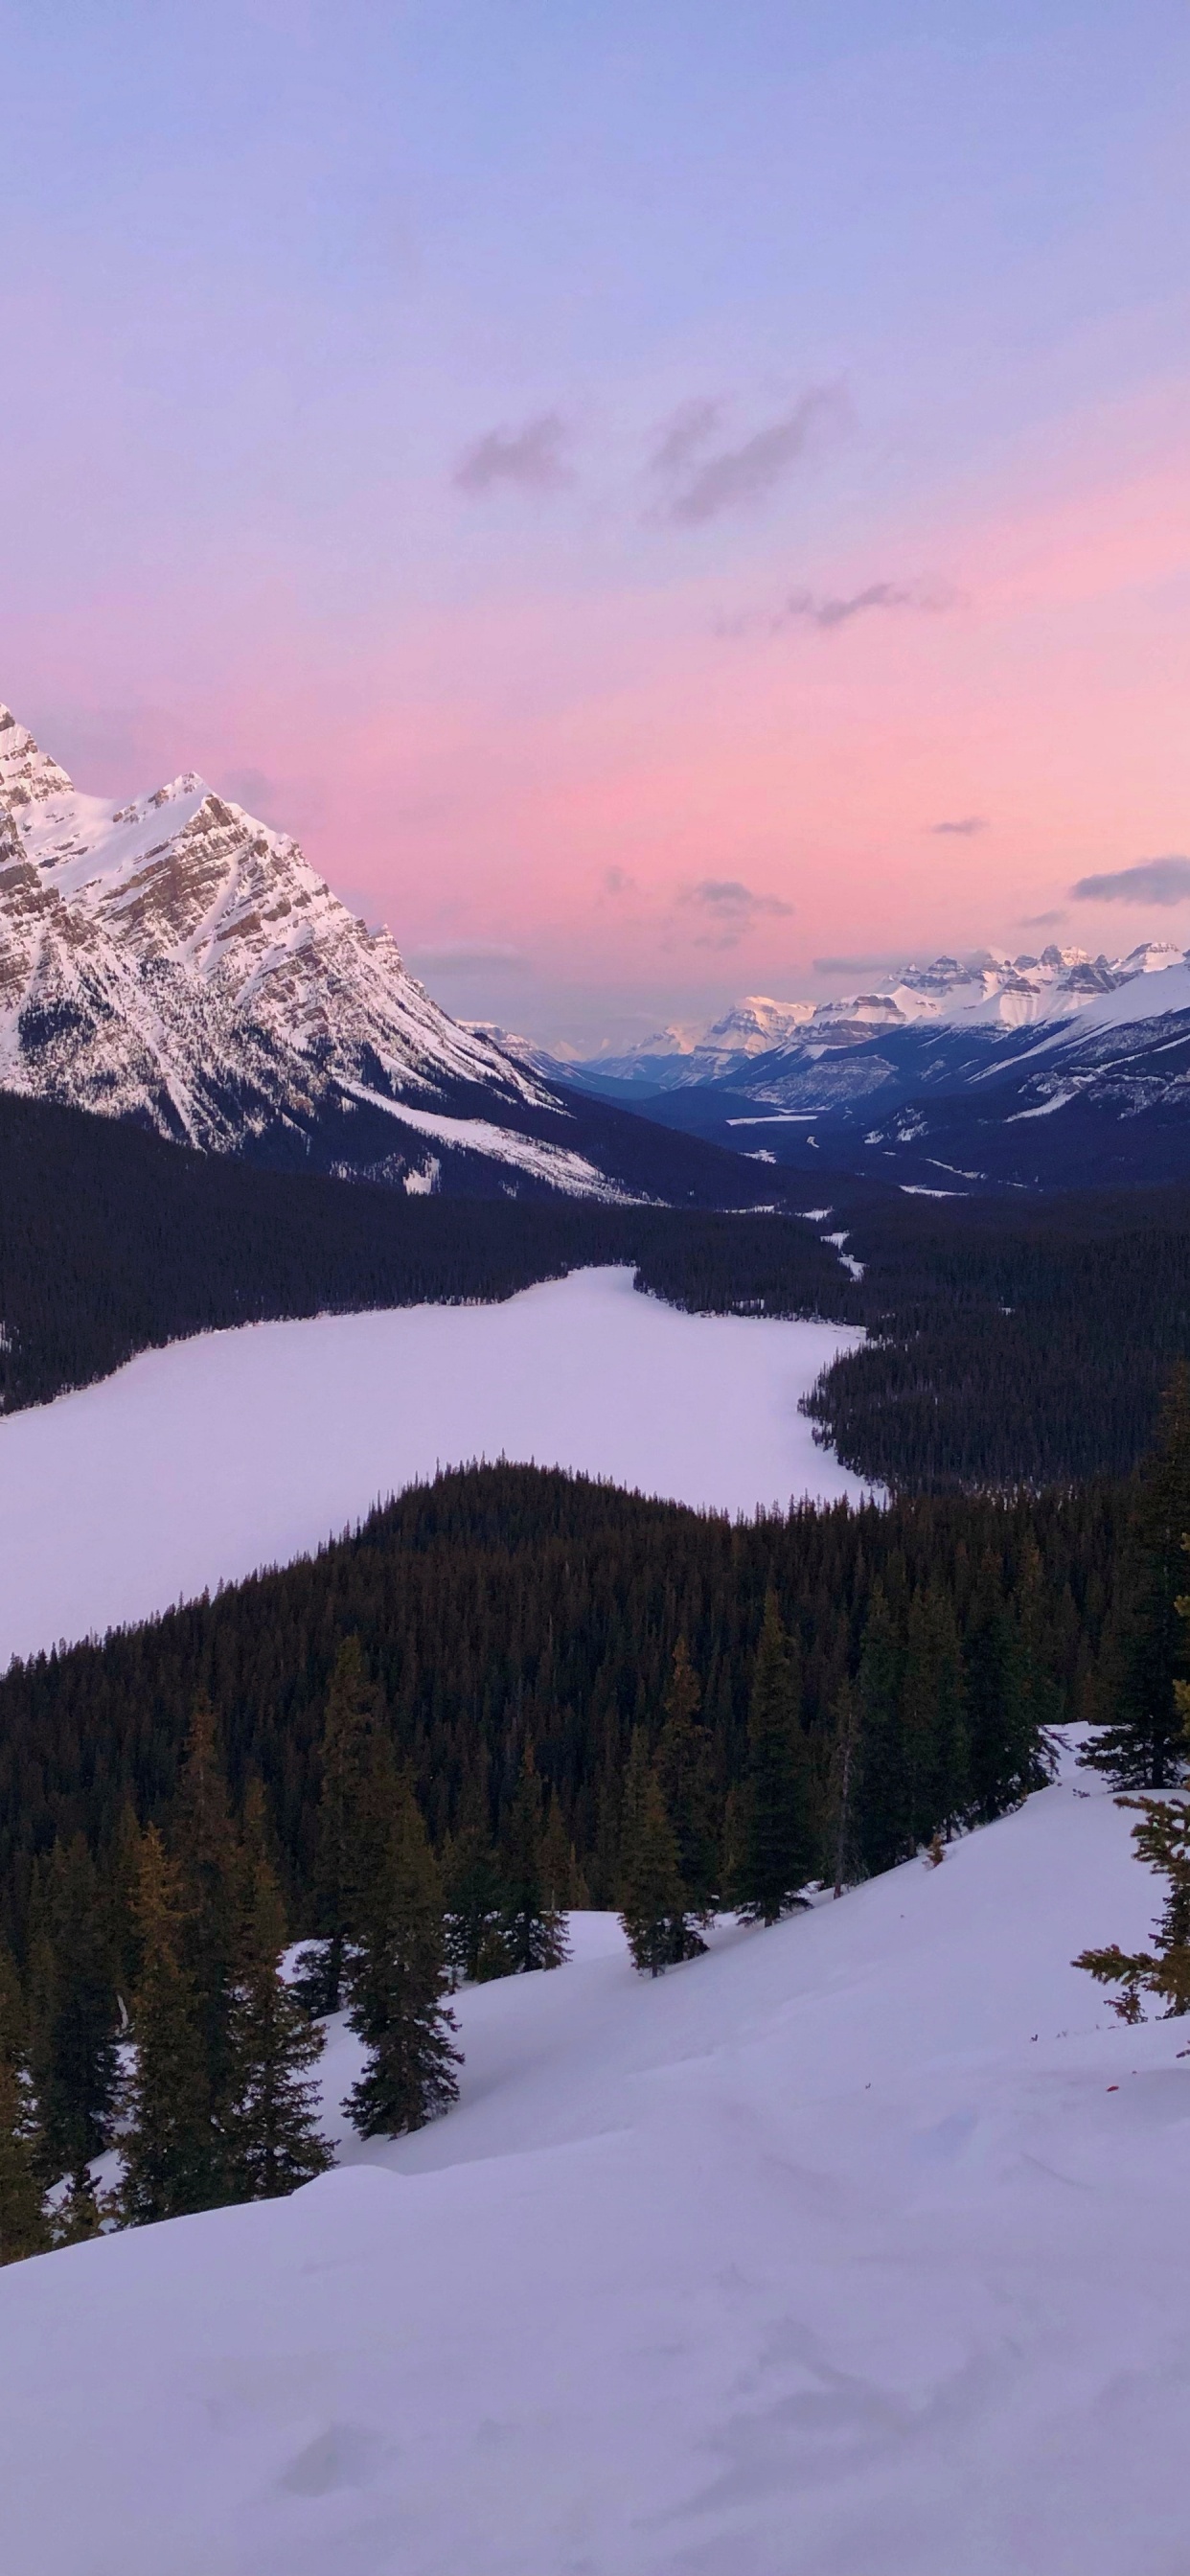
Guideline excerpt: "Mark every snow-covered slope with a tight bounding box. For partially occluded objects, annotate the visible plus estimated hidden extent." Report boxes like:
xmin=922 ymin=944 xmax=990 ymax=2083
xmin=0 ymin=1269 xmax=867 ymax=1669
xmin=0 ymin=706 xmax=777 ymax=1207
xmin=3 ymin=1756 xmax=1186 ymax=2576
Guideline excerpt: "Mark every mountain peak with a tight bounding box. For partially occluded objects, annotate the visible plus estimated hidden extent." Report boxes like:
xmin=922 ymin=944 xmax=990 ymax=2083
xmin=0 ymin=705 xmax=73 ymax=808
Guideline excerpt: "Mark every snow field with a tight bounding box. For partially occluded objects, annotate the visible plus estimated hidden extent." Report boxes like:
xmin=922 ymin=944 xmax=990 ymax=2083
xmin=2 ymin=1760 xmax=1188 ymax=2575
xmin=0 ymin=1267 xmax=867 ymax=1669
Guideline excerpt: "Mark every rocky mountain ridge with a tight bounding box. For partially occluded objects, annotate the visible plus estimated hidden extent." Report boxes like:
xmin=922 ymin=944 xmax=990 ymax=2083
xmin=0 ymin=707 xmax=780 ymax=1209
xmin=575 ymin=943 xmax=1189 ymax=1093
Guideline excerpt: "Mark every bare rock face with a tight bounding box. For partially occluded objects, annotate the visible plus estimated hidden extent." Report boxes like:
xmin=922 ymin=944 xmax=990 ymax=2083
xmin=0 ymin=705 xmax=563 ymax=1169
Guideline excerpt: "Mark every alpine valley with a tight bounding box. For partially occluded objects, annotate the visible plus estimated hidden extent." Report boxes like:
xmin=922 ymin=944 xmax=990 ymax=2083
xmin=0 ymin=708 xmax=776 ymax=1210
xmin=561 ymin=946 xmax=1190 ymax=1192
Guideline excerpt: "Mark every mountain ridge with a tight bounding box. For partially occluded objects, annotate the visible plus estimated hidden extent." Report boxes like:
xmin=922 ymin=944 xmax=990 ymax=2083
xmin=0 ymin=707 xmax=781 ymax=1210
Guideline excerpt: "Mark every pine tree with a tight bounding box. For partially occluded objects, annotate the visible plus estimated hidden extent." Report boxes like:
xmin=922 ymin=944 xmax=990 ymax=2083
xmin=1084 ymin=1363 xmax=1190 ymax=1787
xmin=654 ymin=1640 xmax=719 ymax=1920
xmin=901 ymin=1584 xmax=969 ymax=1847
xmin=344 ymin=1750 xmax=461 ymax=2138
xmin=618 ymin=1730 xmax=687 ymax=1976
xmin=307 ymin=1637 xmax=379 ymax=2012
xmin=225 ymin=1784 xmax=332 ymax=2199
xmin=28 ymin=1834 xmax=119 ymax=2186
xmin=120 ymin=1826 xmax=218 ymax=2224
xmin=1075 ymin=1793 xmax=1190 ymax=2020
xmin=51 ymin=2168 xmax=103 ymax=2247
xmin=539 ymin=1793 xmax=581 ymax=1916
xmin=731 ymin=1595 xmax=816 ymax=1923
xmin=172 ymin=1696 xmax=240 ymax=2152
xmin=827 ymin=1679 xmax=863 ymax=1898
xmin=854 ymin=1582 xmax=907 ymax=1872
xmin=443 ymin=1769 xmax=506 ymax=1987
xmin=498 ymin=1746 xmax=570 ymax=1973
xmin=0 ymin=1944 xmax=49 ymax=2265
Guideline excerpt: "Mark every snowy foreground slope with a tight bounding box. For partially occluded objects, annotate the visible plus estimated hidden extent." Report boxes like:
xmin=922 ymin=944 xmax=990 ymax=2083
xmin=3 ymin=1759 xmax=1188 ymax=2576
xmin=0 ymin=1268 xmax=865 ymax=1669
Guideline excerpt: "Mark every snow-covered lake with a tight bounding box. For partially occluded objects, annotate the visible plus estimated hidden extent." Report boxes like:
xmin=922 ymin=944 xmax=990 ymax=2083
xmin=2 ymin=1760 xmax=1184 ymax=2576
xmin=0 ymin=1267 xmax=867 ymax=1668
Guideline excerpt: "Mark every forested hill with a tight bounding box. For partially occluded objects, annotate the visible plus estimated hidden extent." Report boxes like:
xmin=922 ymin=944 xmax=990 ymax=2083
xmin=0 ymin=1460 xmax=1123 ymax=1969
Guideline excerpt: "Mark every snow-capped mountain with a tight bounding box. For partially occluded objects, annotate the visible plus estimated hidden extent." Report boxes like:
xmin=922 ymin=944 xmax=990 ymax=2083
xmin=569 ymin=940 xmax=1190 ymax=1192
xmin=574 ymin=946 xmax=1190 ymax=1096
xmin=0 ymin=708 xmax=777 ymax=1208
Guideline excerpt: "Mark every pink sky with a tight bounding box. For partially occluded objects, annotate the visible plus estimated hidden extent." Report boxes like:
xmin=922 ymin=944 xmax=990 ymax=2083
xmin=5 ymin=2 xmax=1189 ymax=1050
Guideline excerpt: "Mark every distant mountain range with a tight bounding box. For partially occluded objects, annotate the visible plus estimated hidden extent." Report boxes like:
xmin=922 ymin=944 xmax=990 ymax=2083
xmin=0 ymin=707 xmax=780 ymax=1211
xmin=545 ymin=947 xmax=1190 ymax=1192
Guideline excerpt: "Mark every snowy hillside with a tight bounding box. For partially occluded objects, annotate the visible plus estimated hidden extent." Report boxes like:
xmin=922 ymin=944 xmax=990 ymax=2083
xmin=3 ymin=1754 xmax=1186 ymax=2576
xmin=0 ymin=1268 xmax=867 ymax=1669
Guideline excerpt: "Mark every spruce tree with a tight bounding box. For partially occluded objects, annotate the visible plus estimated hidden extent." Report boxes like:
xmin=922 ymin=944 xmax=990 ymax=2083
xmin=654 ymin=1640 xmax=719 ymax=1920
xmin=225 ymin=1784 xmax=332 ymax=2198
xmin=344 ymin=1749 xmax=461 ymax=2138
xmin=539 ymin=1793 xmax=581 ymax=1917
xmin=0 ymin=1944 xmax=49 ymax=2265
xmin=618 ymin=1730 xmax=687 ymax=1975
xmin=498 ymin=1747 xmax=570 ymax=1973
xmin=308 ymin=1637 xmax=379 ymax=2012
xmin=854 ymin=1581 xmax=908 ymax=1872
xmin=28 ymin=1834 xmax=119 ymax=2185
xmin=731 ymin=1595 xmax=816 ymax=1923
xmin=901 ymin=1585 xmax=969 ymax=1847
xmin=1084 ymin=1363 xmax=1190 ymax=1787
xmin=827 ymin=1679 xmax=863 ymax=1898
xmin=443 ymin=1769 xmax=506 ymax=1987
xmin=1075 ymin=1793 xmax=1190 ymax=2020
xmin=120 ymin=1826 xmax=218 ymax=2223
xmin=172 ymin=1696 xmax=240 ymax=2152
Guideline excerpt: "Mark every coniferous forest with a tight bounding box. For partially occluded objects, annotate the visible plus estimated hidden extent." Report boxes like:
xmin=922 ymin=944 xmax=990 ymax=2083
xmin=6 ymin=1353 xmax=1190 ymax=2254
xmin=6 ymin=1088 xmax=1190 ymax=2252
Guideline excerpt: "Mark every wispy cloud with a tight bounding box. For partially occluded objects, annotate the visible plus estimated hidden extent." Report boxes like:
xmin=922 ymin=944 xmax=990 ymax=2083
xmin=648 ymin=398 xmax=723 ymax=479
xmin=777 ymin=580 xmax=957 ymax=632
xmin=1071 ymin=855 xmax=1190 ymax=906
xmin=813 ymin=953 xmax=909 ymax=976
xmin=718 ymin=576 xmax=960 ymax=640
xmin=1019 ymin=909 xmax=1066 ymax=929
xmin=656 ymin=387 xmax=843 ymax=526
xmin=453 ymin=412 xmax=572 ymax=496
xmin=601 ymin=865 xmax=636 ymax=897
xmin=678 ymin=877 xmax=792 ymax=949
xmin=931 ymin=814 xmax=987 ymax=837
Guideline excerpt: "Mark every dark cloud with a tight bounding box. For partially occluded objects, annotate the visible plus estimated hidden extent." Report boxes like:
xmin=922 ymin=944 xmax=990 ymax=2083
xmin=679 ymin=878 xmax=792 ymax=949
xmin=453 ymin=412 xmax=572 ymax=496
xmin=660 ymin=387 xmax=843 ymax=526
xmin=1071 ymin=856 xmax=1190 ymax=907
xmin=931 ymin=814 xmax=987 ymax=837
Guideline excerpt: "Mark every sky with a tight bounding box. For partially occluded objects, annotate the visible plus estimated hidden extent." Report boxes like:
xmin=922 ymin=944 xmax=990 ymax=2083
xmin=2 ymin=1 xmax=1188 ymax=1052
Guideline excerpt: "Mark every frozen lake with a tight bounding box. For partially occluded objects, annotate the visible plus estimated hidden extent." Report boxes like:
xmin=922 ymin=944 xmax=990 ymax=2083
xmin=0 ymin=1266 xmax=868 ymax=1668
